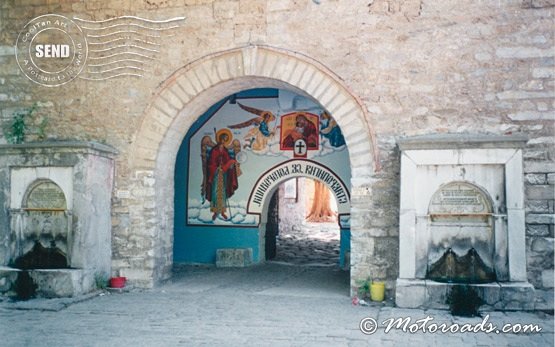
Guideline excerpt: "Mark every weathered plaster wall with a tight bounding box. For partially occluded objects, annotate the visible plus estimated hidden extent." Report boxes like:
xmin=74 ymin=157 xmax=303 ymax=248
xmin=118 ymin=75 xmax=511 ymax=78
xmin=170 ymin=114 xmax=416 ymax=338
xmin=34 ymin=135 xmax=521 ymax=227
xmin=0 ymin=0 xmax=553 ymax=293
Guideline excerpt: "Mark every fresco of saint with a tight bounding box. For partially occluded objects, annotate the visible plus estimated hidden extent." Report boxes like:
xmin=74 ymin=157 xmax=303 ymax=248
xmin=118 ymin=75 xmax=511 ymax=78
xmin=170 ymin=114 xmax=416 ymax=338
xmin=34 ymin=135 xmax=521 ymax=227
xmin=201 ymin=129 xmax=242 ymax=220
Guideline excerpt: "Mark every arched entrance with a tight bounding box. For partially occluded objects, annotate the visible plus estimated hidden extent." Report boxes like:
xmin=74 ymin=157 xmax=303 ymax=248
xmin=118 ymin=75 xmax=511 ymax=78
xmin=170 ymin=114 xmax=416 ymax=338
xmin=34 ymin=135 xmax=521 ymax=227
xmin=266 ymin=177 xmax=346 ymax=267
xmin=173 ymin=88 xmax=351 ymax=267
xmin=126 ymin=45 xmax=378 ymax=290
xmin=248 ymin=160 xmax=350 ymax=263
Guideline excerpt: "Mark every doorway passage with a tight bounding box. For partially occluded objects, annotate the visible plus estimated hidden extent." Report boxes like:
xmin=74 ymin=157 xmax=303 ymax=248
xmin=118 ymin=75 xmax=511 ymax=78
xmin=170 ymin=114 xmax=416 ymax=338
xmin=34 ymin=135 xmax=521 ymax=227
xmin=266 ymin=178 xmax=342 ymax=267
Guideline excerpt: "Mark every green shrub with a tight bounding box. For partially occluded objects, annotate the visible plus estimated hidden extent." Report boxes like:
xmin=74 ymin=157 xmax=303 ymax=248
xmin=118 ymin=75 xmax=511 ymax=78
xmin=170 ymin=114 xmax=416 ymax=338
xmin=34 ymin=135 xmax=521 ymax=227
xmin=94 ymin=272 xmax=109 ymax=290
xmin=2 ymin=104 xmax=37 ymax=144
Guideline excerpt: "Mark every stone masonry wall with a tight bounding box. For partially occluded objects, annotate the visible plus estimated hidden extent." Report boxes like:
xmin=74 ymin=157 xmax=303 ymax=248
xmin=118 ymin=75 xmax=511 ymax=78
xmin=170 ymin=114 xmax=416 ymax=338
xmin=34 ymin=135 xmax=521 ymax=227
xmin=0 ymin=0 xmax=553 ymax=292
xmin=277 ymin=177 xmax=313 ymax=235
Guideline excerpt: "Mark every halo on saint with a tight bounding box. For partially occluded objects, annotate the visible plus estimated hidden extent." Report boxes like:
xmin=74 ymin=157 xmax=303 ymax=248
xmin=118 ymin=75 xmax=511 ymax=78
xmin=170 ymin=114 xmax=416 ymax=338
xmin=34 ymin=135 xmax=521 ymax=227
xmin=216 ymin=128 xmax=233 ymax=146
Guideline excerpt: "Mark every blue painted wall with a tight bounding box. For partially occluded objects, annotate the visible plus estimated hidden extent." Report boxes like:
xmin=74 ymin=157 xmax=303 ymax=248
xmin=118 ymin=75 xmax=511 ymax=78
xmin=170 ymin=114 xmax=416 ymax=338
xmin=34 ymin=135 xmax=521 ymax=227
xmin=173 ymin=226 xmax=259 ymax=263
xmin=174 ymin=89 xmax=277 ymax=263
xmin=339 ymin=229 xmax=351 ymax=268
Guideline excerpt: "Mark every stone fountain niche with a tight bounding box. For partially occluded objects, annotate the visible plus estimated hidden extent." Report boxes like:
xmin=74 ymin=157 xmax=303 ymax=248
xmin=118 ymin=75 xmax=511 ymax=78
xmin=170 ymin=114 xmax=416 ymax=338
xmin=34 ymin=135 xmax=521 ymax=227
xmin=395 ymin=134 xmax=535 ymax=311
xmin=426 ymin=181 xmax=498 ymax=284
xmin=0 ymin=142 xmax=116 ymax=298
xmin=12 ymin=180 xmax=71 ymax=269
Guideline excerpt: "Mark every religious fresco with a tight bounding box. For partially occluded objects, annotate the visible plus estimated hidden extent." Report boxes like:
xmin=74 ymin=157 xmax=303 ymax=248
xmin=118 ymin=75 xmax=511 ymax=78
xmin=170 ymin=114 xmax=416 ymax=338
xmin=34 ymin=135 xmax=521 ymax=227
xmin=228 ymin=103 xmax=277 ymax=153
xmin=186 ymin=90 xmax=350 ymax=226
xmin=320 ymin=111 xmax=346 ymax=148
xmin=280 ymin=112 xmax=319 ymax=158
xmin=200 ymin=129 xmax=242 ymax=221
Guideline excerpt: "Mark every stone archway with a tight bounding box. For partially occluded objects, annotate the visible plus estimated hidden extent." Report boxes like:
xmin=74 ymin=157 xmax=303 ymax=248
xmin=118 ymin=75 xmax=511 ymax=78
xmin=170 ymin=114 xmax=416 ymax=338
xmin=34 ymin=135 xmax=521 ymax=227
xmin=124 ymin=45 xmax=378 ymax=289
xmin=247 ymin=159 xmax=351 ymax=262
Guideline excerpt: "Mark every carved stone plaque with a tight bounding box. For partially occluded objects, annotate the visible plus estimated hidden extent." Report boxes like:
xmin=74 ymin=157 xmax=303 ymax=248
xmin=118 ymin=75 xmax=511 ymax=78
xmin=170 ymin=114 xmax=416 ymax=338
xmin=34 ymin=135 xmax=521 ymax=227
xmin=26 ymin=181 xmax=67 ymax=209
xmin=429 ymin=182 xmax=489 ymax=214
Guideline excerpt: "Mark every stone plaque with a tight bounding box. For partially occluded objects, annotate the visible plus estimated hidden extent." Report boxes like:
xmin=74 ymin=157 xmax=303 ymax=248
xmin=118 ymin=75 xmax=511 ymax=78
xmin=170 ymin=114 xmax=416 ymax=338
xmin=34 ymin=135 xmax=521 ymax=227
xmin=429 ymin=182 xmax=489 ymax=214
xmin=26 ymin=181 xmax=67 ymax=210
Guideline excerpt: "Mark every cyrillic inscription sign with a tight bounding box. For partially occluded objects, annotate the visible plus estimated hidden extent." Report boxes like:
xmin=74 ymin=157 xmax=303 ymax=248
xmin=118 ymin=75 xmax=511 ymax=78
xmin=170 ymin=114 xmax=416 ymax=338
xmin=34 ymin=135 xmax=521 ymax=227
xmin=429 ymin=182 xmax=489 ymax=214
xmin=26 ymin=182 xmax=67 ymax=209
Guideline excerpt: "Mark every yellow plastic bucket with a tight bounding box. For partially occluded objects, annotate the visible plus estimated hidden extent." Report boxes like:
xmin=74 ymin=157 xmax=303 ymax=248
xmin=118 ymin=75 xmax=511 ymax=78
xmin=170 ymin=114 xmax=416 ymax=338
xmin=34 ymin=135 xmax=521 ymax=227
xmin=370 ymin=282 xmax=385 ymax=302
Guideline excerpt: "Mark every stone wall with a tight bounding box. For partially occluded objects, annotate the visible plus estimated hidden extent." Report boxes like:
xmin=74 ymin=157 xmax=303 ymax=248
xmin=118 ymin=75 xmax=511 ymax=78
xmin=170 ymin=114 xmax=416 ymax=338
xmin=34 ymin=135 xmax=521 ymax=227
xmin=0 ymin=0 xmax=553 ymax=294
xmin=526 ymin=170 xmax=554 ymax=290
xmin=278 ymin=178 xmax=310 ymax=235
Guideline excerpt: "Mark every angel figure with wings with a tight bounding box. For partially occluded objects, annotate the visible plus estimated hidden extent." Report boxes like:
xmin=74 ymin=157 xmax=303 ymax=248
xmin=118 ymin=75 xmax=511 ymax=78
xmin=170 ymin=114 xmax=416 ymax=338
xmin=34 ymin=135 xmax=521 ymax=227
xmin=228 ymin=103 xmax=277 ymax=152
xmin=201 ymin=129 xmax=242 ymax=221
xmin=320 ymin=110 xmax=345 ymax=148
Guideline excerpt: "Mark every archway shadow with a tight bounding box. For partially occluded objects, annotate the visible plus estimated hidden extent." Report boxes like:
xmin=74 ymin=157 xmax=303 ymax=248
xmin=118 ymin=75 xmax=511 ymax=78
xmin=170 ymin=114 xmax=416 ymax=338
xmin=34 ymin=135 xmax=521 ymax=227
xmin=171 ymin=263 xmax=350 ymax=298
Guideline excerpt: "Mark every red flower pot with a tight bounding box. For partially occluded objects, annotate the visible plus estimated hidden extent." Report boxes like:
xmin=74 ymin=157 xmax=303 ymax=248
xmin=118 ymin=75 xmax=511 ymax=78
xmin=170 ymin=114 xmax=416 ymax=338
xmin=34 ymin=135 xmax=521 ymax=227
xmin=109 ymin=276 xmax=126 ymax=288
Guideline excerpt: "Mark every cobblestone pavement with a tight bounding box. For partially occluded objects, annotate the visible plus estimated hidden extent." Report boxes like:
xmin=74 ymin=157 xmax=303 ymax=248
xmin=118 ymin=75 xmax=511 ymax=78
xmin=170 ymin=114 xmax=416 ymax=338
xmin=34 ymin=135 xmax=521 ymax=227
xmin=274 ymin=222 xmax=340 ymax=266
xmin=1 ymin=264 xmax=553 ymax=346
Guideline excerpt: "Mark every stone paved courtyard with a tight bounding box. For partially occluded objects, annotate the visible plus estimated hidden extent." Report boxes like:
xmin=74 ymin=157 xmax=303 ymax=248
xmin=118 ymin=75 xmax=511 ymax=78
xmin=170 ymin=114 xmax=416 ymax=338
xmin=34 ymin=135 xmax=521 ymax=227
xmin=1 ymin=264 xmax=553 ymax=346
xmin=273 ymin=222 xmax=340 ymax=266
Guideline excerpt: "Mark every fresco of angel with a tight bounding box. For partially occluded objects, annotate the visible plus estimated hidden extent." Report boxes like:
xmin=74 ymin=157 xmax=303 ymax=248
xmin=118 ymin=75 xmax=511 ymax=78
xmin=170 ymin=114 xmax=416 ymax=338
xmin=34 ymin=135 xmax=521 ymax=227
xmin=320 ymin=111 xmax=345 ymax=148
xmin=228 ymin=103 xmax=277 ymax=152
xmin=201 ymin=129 xmax=242 ymax=221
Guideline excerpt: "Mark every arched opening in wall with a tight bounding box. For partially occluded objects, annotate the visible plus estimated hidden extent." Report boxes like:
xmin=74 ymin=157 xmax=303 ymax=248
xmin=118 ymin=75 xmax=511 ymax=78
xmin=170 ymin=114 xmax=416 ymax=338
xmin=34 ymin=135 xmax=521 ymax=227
xmin=266 ymin=177 xmax=343 ymax=267
xmin=129 ymin=46 xmax=378 ymax=291
xmin=173 ymin=87 xmax=351 ymax=294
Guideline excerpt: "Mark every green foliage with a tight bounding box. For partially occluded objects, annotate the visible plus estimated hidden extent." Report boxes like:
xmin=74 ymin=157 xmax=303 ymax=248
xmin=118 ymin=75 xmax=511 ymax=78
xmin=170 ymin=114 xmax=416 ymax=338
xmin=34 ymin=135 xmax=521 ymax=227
xmin=94 ymin=272 xmax=109 ymax=290
xmin=2 ymin=104 xmax=37 ymax=144
xmin=355 ymin=277 xmax=372 ymax=298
